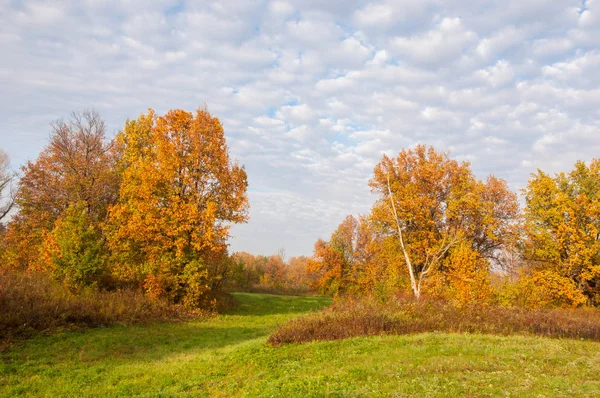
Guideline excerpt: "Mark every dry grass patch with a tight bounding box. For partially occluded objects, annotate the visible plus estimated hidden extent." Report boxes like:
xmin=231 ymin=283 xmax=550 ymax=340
xmin=268 ymin=296 xmax=600 ymax=346
xmin=0 ymin=270 xmax=207 ymax=345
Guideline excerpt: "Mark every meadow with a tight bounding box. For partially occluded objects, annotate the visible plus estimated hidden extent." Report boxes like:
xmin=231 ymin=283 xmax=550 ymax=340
xmin=2 ymin=293 xmax=600 ymax=397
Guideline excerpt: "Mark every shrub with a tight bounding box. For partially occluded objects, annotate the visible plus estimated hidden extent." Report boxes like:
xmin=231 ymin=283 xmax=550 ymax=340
xmin=268 ymin=295 xmax=600 ymax=346
xmin=0 ymin=269 xmax=206 ymax=345
xmin=496 ymin=270 xmax=588 ymax=309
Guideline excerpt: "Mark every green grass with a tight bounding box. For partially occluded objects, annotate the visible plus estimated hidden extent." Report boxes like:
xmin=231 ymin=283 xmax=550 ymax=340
xmin=1 ymin=293 xmax=600 ymax=397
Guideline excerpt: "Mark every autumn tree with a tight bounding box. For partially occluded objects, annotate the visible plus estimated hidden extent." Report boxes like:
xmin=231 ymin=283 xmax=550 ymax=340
xmin=4 ymin=111 xmax=118 ymax=271
xmin=523 ymin=159 xmax=600 ymax=304
xmin=259 ymin=253 xmax=287 ymax=290
xmin=308 ymin=216 xmax=424 ymax=298
xmin=229 ymin=251 xmax=268 ymax=289
xmin=308 ymin=215 xmax=370 ymax=295
xmin=369 ymin=145 xmax=519 ymax=300
xmin=286 ymin=255 xmax=313 ymax=291
xmin=354 ymin=222 xmax=408 ymax=297
xmin=106 ymin=108 xmax=248 ymax=307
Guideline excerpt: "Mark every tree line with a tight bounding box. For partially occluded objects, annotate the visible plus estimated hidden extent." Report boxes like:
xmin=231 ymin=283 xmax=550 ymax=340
xmin=1 ymin=109 xmax=599 ymax=309
xmin=309 ymin=145 xmax=600 ymax=308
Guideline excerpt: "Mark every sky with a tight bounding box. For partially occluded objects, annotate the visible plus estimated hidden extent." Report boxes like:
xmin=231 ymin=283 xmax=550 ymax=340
xmin=1 ymin=0 xmax=599 ymax=257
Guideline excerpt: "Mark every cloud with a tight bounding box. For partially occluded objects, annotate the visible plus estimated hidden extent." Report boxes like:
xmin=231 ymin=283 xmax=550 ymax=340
xmin=474 ymin=60 xmax=515 ymax=87
xmin=1 ymin=0 xmax=599 ymax=256
xmin=390 ymin=17 xmax=478 ymax=66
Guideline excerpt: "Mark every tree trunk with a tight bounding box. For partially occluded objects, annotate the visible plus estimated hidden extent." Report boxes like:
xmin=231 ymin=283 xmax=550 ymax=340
xmin=386 ymin=173 xmax=420 ymax=299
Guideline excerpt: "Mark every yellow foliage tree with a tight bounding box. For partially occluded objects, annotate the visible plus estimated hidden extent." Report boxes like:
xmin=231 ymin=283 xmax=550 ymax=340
xmin=524 ymin=159 xmax=600 ymax=304
xmin=497 ymin=269 xmax=587 ymax=309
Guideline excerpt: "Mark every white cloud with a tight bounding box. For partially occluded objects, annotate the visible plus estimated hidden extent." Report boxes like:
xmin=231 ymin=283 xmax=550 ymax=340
xmin=353 ymin=0 xmax=435 ymax=31
xmin=475 ymin=26 xmax=528 ymax=59
xmin=276 ymin=104 xmax=315 ymax=124
xmin=474 ymin=60 xmax=515 ymax=87
xmin=390 ymin=17 xmax=478 ymax=66
xmin=268 ymin=0 xmax=295 ymax=18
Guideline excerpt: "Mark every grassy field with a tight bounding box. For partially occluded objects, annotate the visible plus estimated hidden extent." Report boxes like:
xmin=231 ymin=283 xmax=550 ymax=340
xmin=1 ymin=293 xmax=600 ymax=397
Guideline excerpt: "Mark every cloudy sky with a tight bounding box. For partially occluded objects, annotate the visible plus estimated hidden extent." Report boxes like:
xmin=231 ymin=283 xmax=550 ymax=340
xmin=1 ymin=0 xmax=599 ymax=256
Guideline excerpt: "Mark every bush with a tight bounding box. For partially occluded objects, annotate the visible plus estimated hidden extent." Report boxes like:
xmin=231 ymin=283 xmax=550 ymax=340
xmin=268 ymin=295 xmax=600 ymax=346
xmin=40 ymin=201 xmax=108 ymax=288
xmin=496 ymin=270 xmax=588 ymax=309
xmin=0 ymin=270 xmax=206 ymax=345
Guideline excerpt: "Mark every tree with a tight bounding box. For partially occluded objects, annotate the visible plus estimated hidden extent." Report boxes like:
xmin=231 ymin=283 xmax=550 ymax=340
xmin=463 ymin=175 xmax=521 ymax=265
xmin=369 ymin=145 xmax=519 ymax=299
xmin=4 ymin=111 xmax=118 ymax=270
xmin=307 ymin=215 xmax=356 ymax=295
xmin=229 ymin=251 xmax=268 ymax=289
xmin=523 ymin=159 xmax=600 ymax=304
xmin=286 ymin=256 xmax=313 ymax=291
xmin=40 ymin=201 xmax=107 ymax=288
xmin=307 ymin=215 xmax=375 ymax=295
xmin=0 ymin=149 xmax=15 ymax=222
xmin=106 ymin=108 xmax=248 ymax=307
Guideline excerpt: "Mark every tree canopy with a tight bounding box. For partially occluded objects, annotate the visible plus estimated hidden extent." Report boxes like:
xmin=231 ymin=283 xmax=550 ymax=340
xmin=107 ymin=108 xmax=249 ymax=306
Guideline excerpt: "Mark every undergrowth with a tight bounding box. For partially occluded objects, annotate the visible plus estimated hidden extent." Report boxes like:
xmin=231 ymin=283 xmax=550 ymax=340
xmin=268 ymin=295 xmax=600 ymax=346
xmin=0 ymin=270 xmax=207 ymax=346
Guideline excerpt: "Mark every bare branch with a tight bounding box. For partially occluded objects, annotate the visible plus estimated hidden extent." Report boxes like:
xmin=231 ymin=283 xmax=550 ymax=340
xmin=0 ymin=149 xmax=15 ymax=222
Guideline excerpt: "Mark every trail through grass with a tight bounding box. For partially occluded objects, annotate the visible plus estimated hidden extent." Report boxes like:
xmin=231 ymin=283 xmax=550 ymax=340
xmin=1 ymin=293 xmax=600 ymax=397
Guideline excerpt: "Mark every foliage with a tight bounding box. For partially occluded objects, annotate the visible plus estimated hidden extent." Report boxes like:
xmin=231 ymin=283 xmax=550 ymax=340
xmin=496 ymin=270 xmax=588 ymax=309
xmin=524 ymin=159 xmax=600 ymax=304
xmin=229 ymin=251 xmax=314 ymax=294
xmin=307 ymin=215 xmax=359 ymax=295
xmin=106 ymin=108 xmax=249 ymax=306
xmin=40 ymin=201 xmax=107 ymax=288
xmin=425 ymin=243 xmax=494 ymax=307
xmin=228 ymin=251 xmax=268 ymax=289
xmin=306 ymin=215 xmax=400 ymax=296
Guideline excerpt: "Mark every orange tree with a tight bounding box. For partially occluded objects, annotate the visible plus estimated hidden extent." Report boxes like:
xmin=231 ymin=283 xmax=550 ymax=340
xmin=523 ymin=159 xmax=600 ymax=304
xmin=369 ymin=145 xmax=519 ymax=300
xmin=106 ymin=108 xmax=248 ymax=307
xmin=307 ymin=215 xmax=361 ymax=295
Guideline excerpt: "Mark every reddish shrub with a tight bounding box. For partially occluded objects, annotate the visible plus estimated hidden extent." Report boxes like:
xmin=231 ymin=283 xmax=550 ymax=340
xmin=268 ymin=296 xmax=600 ymax=346
xmin=0 ymin=270 xmax=207 ymax=344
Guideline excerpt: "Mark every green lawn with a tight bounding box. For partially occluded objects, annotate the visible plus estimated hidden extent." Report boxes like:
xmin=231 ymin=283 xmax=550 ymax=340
xmin=1 ymin=293 xmax=600 ymax=397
